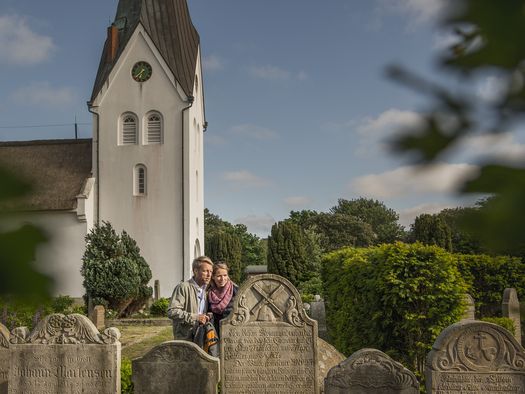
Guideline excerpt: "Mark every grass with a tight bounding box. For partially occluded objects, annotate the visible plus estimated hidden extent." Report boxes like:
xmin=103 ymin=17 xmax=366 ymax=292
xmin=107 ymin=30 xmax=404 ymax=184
xmin=116 ymin=325 xmax=173 ymax=360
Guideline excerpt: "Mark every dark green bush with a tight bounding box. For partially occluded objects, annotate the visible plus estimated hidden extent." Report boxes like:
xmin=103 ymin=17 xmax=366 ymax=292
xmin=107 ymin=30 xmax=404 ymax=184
xmin=50 ymin=295 xmax=75 ymax=314
xmin=322 ymin=242 xmax=466 ymax=376
xmin=150 ymin=298 xmax=170 ymax=317
xmin=121 ymin=357 xmax=133 ymax=394
xmin=481 ymin=317 xmax=515 ymax=336
xmin=81 ymin=221 xmax=152 ymax=318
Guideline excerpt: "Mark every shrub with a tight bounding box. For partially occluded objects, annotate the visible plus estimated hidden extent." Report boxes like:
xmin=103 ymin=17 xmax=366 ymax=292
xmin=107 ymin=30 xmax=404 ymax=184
xmin=81 ymin=221 xmax=153 ymax=317
xmin=121 ymin=357 xmax=133 ymax=394
xmin=50 ymin=295 xmax=75 ymax=314
xmin=150 ymin=297 xmax=170 ymax=317
xmin=481 ymin=317 xmax=516 ymax=336
xmin=322 ymin=242 xmax=467 ymax=377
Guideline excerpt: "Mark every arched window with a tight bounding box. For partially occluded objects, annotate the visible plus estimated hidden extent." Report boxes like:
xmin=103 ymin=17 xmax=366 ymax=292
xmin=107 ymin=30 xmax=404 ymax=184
xmin=134 ymin=164 xmax=147 ymax=195
xmin=146 ymin=111 xmax=163 ymax=144
xmin=120 ymin=112 xmax=138 ymax=145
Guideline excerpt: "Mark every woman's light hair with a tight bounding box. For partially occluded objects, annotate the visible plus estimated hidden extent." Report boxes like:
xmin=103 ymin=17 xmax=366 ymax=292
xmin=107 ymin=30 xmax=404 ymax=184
xmin=213 ymin=261 xmax=229 ymax=275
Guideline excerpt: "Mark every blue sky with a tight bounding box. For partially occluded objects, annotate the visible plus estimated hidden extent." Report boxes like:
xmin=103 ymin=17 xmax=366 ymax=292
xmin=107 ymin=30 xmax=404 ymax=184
xmin=1 ymin=1 xmax=523 ymax=237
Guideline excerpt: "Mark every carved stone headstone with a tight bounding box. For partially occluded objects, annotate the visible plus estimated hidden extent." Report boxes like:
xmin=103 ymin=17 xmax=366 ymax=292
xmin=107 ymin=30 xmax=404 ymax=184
xmin=426 ymin=320 xmax=525 ymax=393
xmin=8 ymin=313 xmax=121 ymax=394
xmin=90 ymin=305 xmax=105 ymax=331
xmin=0 ymin=323 xmax=9 ymax=394
xmin=502 ymin=288 xmax=522 ymax=344
xmin=310 ymin=296 xmax=328 ymax=341
xmin=462 ymin=294 xmax=475 ymax=320
xmin=132 ymin=340 xmax=219 ymax=393
xmin=221 ymin=273 xmax=318 ymax=393
xmin=154 ymin=280 xmax=160 ymax=301
xmin=324 ymin=348 xmax=419 ymax=394
xmin=317 ymin=338 xmax=346 ymax=391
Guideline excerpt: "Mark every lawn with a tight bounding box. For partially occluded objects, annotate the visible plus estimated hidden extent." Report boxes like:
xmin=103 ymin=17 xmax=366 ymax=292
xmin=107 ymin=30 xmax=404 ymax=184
xmin=116 ymin=324 xmax=173 ymax=360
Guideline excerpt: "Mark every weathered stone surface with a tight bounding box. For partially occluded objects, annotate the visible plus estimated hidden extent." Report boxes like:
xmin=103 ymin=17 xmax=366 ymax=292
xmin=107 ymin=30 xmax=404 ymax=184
xmin=8 ymin=313 xmax=121 ymax=394
xmin=90 ymin=305 xmax=105 ymax=331
xmin=154 ymin=280 xmax=160 ymax=301
xmin=503 ymin=288 xmax=522 ymax=345
xmin=310 ymin=296 xmax=328 ymax=341
xmin=317 ymin=338 xmax=345 ymax=392
xmin=324 ymin=348 xmax=419 ymax=394
xmin=221 ymin=273 xmax=318 ymax=394
xmin=462 ymin=294 xmax=475 ymax=321
xmin=426 ymin=320 xmax=525 ymax=393
xmin=0 ymin=323 xmax=9 ymax=394
xmin=132 ymin=340 xmax=219 ymax=393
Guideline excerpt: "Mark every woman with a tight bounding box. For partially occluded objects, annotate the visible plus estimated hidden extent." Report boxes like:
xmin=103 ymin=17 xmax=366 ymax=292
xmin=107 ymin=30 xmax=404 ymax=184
xmin=207 ymin=262 xmax=238 ymax=336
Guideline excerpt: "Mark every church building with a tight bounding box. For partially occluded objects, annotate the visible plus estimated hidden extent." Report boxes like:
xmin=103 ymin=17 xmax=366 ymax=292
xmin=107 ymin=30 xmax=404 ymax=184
xmin=0 ymin=0 xmax=205 ymax=297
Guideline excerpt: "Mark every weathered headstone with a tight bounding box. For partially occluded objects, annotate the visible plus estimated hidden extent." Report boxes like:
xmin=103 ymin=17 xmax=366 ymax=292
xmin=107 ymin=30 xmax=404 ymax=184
xmin=0 ymin=323 xmax=9 ymax=394
xmin=324 ymin=348 xmax=419 ymax=394
xmin=132 ymin=340 xmax=219 ymax=393
xmin=90 ymin=305 xmax=105 ymax=331
xmin=8 ymin=313 xmax=121 ymax=394
xmin=221 ymin=273 xmax=318 ymax=393
xmin=502 ymin=288 xmax=522 ymax=344
xmin=310 ymin=295 xmax=328 ymax=341
xmin=462 ymin=294 xmax=475 ymax=320
xmin=426 ymin=320 xmax=525 ymax=393
xmin=154 ymin=280 xmax=160 ymax=301
xmin=317 ymin=338 xmax=346 ymax=391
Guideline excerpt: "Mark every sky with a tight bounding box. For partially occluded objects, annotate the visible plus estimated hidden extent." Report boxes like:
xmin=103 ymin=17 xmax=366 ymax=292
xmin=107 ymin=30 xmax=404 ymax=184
xmin=1 ymin=0 xmax=524 ymax=237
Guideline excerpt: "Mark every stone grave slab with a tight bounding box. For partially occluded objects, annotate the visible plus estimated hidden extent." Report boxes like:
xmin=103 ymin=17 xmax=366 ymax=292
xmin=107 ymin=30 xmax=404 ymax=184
xmin=8 ymin=313 xmax=121 ymax=394
xmin=324 ymin=348 xmax=419 ymax=394
xmin=462 ymin=294 xmax=475 ymax=321
xmin=132 ymin=340 xmax=219 ymax=393
xmin=503 ymin=288 xmax=522 ymax=344
xmin=220 ymin=273 xmax=318 ymax=394
xmin=426 ymin=320 xmax=525 ymax=393
xmin=317 ymin=338 xmax=346 ymax=390
xmin=0 ymin=323 xmax=9 ymax=394
xmin=90 ymin=305 xmax=105 ymax=331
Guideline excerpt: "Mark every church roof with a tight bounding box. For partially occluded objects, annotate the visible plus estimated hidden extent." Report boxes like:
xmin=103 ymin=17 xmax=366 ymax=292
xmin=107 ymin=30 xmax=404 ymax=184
xmin=0 ymin=139 xmax=92 ymax=212
xmin=90 ymin=0 xmax=200 ymax=102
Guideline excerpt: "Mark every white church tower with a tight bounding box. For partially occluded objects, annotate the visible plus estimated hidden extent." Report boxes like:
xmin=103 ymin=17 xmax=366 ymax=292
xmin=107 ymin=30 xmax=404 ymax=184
xmin=88 ymin=0 xmax=205 ymax=296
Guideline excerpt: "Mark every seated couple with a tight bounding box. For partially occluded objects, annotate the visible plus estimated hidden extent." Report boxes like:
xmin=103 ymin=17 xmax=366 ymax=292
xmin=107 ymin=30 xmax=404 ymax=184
xmin=167 ymin=256 xmax=238 ymax=345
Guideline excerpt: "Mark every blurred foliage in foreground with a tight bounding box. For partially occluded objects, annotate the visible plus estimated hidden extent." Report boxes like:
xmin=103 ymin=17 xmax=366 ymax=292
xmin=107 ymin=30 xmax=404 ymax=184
xmin=388 ymin=0 xmax=525 ymax=254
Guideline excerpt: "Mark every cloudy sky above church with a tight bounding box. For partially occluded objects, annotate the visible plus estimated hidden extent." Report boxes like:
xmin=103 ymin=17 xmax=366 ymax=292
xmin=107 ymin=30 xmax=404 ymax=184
xmin=1 ymin=0 xmax=524 ymax=237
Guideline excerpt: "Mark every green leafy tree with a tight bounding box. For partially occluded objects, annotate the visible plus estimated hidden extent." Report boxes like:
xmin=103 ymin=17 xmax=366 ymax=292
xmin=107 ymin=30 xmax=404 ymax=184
xmin=81 ymin=221 xmax=152 ymax=317
xmin=322 ymin=242 xmax=466 ymax=378
xmin=388 ymin=0 xmax=525 ymax=254
xmin=313 ymin=212 xmax=376 ymax=251
xmin=330 ymin=198 xmax=405 ymax=244
xmin=410 ymin=213 xmax=453 ymax=251
xmin=205 ymin=231 xmax=242 ymax=283
xmin=437 ymin=207 xmax=483 ymax=254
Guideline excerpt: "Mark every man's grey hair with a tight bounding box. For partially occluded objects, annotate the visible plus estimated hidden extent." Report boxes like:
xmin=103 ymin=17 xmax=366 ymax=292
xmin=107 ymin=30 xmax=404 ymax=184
xmin=192 ymin=256 xmax=213 ymax=271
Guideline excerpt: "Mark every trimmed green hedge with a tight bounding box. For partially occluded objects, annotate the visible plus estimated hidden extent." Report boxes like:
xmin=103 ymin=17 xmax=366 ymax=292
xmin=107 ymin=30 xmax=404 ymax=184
xmin=322 ymin=242 xmax=467 ymax=376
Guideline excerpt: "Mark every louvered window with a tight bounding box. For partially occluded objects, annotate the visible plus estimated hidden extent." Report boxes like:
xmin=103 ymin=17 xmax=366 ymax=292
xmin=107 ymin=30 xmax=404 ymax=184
xmin=121 ymin=113 xmax=138 ymax=145
xmin=147 ymin=112 xmax=162 ymax=144
xmin=134 ymin=164 xmax=147 ymax=196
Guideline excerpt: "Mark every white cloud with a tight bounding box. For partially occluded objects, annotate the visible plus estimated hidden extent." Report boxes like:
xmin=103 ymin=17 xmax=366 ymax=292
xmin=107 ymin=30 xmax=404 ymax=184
xmin=376 ymin=0 xmax=449 ymax=26
xmin=10 ymin=82 xmax=75 ymax=108
xmin=202 ymin=54 xmax=224 ymax=71
xmin=456 ymin=132 xmax=525 ymax=164
xmin=476 ymin=76 xmax=508 ymax=103
xmin=284 ymin=196 xmax=312 ymax=207
xmin=230 ymin=123 xmax=278 ymax=140
xmin=351 ymin=162 xmax=478 ymax=199
xmin=235 ymin=214 xmax=275 ymax=237
xmin=222 ymin=170 xmax=270 ymax=187
xmin=249 ymin=65 xmax=291 ymax=80
xmin=398 ymin=202 xmax=454 ymax=228
xmin=433 ymin=31 xmax=460 ymax=50
xmin=0 ymin=14 xmax=55 ymax=65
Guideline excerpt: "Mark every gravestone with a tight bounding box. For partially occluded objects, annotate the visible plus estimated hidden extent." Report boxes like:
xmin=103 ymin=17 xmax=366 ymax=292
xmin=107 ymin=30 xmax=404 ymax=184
xmin=0 ymin=323 xmax=9 ymax=394
xmin=324 ymin=348 xmax=419 ymax=394
xmin=462 ymin=294 xmax=475 ymax=320
xmin=317 ymin=338 xmax=346 ymax=391
xmin=154 ymin=280 xmax=160 ymax=301
xmin=8 ymin=313 xmax=121 ymax=394
xmin=502 ymin=288 xmax=522 ymax=344
xmin=90 ymin=305 xmax=105 ymax=331
xmin=426 ymin=320 xmax=525 ymax=393
xmin=221 ymin=273 xmax=318 ymax=393
xmin=310 ymin=295 xmax=328 ymax=341
xmin=132 ymin=340 xmax=219 ymax=393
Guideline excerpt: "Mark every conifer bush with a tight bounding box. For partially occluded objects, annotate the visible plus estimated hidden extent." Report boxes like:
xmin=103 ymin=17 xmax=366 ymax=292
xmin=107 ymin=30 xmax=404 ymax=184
xmin=81 ymin=221 xmax=152 ymax=317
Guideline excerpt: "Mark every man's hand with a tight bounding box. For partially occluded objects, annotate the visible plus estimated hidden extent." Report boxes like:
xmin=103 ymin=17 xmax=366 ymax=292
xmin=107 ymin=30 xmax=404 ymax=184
xmin=197 ymin=314 xmax=210 ymax=325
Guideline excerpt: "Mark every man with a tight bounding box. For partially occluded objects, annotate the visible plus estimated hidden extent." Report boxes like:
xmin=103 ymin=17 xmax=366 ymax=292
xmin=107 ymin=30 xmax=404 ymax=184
xmin=167 ymin=256 xmax=213 ymax=340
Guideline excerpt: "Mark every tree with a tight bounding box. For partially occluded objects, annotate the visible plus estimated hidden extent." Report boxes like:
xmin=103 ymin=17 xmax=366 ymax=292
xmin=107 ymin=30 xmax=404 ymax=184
xmin=437 ymin=206 xmax=483 ymax=254
xmin=410 ymin=213 xmax=453 ymax=251
xmin=330 ymin=198 xmax=405 ymax=244
xmin=267 ymin=221 xmax=316 ymax=287
xmin=205 ymin=232 xmax=242 ymax=283
xmin=313 ymin=212 xmax=376 ymax=251
xmin=81 ymin=221 xmax=152 ymax=317
xmin=388 ymin=0 xmax=525 ymax=254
